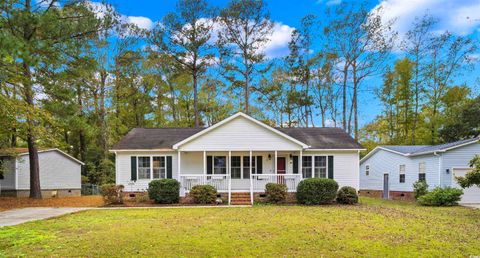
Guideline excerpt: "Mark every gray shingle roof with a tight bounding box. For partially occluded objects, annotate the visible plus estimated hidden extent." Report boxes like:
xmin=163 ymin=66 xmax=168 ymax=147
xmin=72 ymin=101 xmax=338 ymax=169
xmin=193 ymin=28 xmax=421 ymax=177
xmin=380 ymin=137 xmax=480 ymax=155
xmin=112 ymin=127 xmax=363 ymax=150
xmin=276 ymin=127 xmax=363 ymax=149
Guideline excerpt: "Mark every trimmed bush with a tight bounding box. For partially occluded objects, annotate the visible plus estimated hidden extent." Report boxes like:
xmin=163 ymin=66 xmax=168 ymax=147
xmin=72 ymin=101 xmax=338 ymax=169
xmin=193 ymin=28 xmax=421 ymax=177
xmin=418 ymin=187 xmax=463 ymax=206
xmin=413 ymin=180 xmax=429 ymax=199
xmin=336 ymin=186 xmax=358 ymax=204
xmin=100 ymin=184 xmax=124 ymax=205
xmin=148 ymin=179 xmax=180 ymax=204
xmin=296 ymin=178 xmax=339 ymax=205
xmin=265 ymin=183 xmax=288 ymax=203
xmin=190 ymin=185 xmax=217 ymax=204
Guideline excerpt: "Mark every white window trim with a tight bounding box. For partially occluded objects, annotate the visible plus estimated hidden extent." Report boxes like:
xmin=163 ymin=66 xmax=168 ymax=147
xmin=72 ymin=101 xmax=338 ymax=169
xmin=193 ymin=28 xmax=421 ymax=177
xmin=137 ymin=155 xmax=168 ymax=180
xmin=209 ymin=155 xmax=227 ymax=175
xmin=399 ymin=164 xmax=406 ymax=183
xmin=418 ymin=162 xmax=426 ymax=181
xmin=302 ymin=155 xmax=329 ymax=179
xmin=227 ymin=155 xmax=257 ymax=179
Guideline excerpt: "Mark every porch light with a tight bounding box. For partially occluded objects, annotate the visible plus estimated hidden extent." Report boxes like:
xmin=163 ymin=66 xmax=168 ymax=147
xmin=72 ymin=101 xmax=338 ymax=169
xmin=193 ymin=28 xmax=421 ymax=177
xmin=446 ymin=169 xmax=450 ymax=174
xmin=289 ymin=154 xmax=293 ymax=159
xmin=268 ymin=154 xmax=271 ymax=160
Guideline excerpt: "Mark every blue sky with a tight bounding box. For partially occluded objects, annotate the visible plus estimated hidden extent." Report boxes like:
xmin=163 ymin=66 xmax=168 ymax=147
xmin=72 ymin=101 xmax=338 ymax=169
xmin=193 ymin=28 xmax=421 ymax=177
xmin=103 ymin=0 xmax=480 ymax=127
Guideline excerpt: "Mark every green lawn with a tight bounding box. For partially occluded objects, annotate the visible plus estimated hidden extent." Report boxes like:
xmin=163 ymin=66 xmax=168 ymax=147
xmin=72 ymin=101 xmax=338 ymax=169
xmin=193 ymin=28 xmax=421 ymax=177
xmin=1 ymin=198 xmax=479 ymax=257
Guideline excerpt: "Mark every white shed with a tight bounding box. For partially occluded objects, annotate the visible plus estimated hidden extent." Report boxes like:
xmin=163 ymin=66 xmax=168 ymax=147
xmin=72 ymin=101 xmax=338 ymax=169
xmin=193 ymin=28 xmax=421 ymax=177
xmin=0 ymin=148 xmax=83 ymax=198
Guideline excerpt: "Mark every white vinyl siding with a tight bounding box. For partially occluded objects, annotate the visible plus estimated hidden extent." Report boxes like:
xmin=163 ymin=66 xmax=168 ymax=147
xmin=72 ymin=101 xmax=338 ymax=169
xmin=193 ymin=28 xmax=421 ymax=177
xmin=16 ymin=151 xmax=81 ymax=190
xmin=178 ymin=116 xmax=302 ymax=151
xmin=360 ymin=149 xmax=441 ymax=192
xmin=116 ymin=151 xmax=178 ymax=192
xmin=304 ymin=150 xmax=359 ymax=189
xmin=441 ymin=142 xmax=480 ymax=187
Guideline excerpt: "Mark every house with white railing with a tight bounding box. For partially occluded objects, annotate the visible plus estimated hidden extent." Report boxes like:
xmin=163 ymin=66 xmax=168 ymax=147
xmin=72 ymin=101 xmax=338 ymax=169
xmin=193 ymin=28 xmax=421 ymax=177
xmin=110 ymin=112 xmax=363 ymax=205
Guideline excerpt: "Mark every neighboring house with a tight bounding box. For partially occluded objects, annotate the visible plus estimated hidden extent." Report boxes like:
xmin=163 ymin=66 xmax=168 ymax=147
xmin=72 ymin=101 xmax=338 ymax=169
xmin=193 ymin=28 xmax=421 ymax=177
xmin=0 ymin=148 xmax=83 ymax=197
xmin=111 ymin=112 xmax=364 ymax=204
xmin=359 ymin=138 xmax=480 ymax=204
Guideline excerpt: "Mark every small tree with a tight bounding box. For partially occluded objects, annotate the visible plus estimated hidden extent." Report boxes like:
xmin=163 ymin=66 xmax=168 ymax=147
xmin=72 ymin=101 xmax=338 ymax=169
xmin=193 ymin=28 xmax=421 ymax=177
xmin=456 ymin=155 xmax=480 ymax=188
xmin=413 ymin=180 xmax=428 ymax=199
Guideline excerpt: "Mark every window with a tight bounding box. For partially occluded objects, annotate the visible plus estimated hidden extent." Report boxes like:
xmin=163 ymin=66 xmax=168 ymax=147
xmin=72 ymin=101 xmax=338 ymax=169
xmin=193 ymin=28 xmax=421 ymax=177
xmin=365 ymin=165 xmax=370 ymax=176
xmin=138 ymin=157 xmax=151 ymax=179
xmin=399 ymin=164 xmax=405 ymax=183
xmin=152 ymin=157 xmax=166 ymax=179
xmin=418 ymin=162 xmax=426 ymax=182
xmin=214 ymin=156 xmax=227 ymax=174
xmin=231 ymin=156 xmax=241 ymax=179
xmin=314 ymin=156 xmax=327 ymax=178
xmin=243 ymin=156 xmax=256 ymax=178
xmin=302 ymin=156 xmax=312 ymax=178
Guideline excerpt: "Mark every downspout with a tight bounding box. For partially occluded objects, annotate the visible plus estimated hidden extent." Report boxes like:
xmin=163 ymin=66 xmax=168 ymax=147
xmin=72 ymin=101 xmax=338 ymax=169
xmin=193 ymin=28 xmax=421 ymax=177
xmin=433 ymin=151 xmax=442 ymax=188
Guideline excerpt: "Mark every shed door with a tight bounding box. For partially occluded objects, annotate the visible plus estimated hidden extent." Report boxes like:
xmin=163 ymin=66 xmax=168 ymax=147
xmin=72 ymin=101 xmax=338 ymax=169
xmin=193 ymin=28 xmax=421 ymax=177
xmin=383 ymin=174 xmax=389 ymax=199
xmin=453 ymin=168 xmax=480 ymax=204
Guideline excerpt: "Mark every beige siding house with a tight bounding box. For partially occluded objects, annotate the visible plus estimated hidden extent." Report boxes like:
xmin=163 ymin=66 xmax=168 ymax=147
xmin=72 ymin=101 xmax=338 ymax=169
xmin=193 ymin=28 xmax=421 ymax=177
xmin=0 ymin=149 xmax=83 ymax=197
xmin=111 ymin=112 xmax=364 ymax=204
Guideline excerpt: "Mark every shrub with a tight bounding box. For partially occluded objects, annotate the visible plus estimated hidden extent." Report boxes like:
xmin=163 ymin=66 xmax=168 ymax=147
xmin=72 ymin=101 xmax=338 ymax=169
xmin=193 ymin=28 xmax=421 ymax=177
xmin=265 ymin=183 xmax=288 ymax=203
xmin=296 ymin=178 xmax=339 ymax=205
xmin=100 ymin=184 xmax=124 ymax=205
xmin=148 ymin=179 xmax=180 ymax=204
xmin=190 ymin=185 xmax=217 ymax=204
xmin=413 ymin=180 xmax=429 ymax=199
xmin=336 ymin=186 xmax=358 ymax=204
xmin=417 ymin=187 xmax=463 ymax=206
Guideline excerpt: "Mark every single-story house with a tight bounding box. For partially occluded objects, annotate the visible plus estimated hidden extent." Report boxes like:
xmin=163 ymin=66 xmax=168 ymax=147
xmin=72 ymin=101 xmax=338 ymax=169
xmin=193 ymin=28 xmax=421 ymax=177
xmin=111 ymin=112 xmax=364 ymax=204
xmin=0 ymin=148 xmax=83 ymax=197
xmin=359 ymin=138 xmax=480 ymax=204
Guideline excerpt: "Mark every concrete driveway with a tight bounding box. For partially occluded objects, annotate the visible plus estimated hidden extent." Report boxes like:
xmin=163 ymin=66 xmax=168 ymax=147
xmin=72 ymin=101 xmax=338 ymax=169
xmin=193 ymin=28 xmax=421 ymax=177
xmin=0 ymin=207 xmax=88 ymax=227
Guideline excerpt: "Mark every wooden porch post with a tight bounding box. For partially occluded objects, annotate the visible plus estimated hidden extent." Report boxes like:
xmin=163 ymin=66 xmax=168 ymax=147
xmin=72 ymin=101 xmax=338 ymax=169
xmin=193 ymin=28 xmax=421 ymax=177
xmin=250 ymin=150 xmax=253 ymax=205
xmin=203 ymin=150 xmax=206 ymax=175
xmin=299 ymin=150 xmax=303 ymax=178
xmin=228 ymin=150 xmax=231 ymax=205
xmin=274 ymin=150 xmax=277 ymax=174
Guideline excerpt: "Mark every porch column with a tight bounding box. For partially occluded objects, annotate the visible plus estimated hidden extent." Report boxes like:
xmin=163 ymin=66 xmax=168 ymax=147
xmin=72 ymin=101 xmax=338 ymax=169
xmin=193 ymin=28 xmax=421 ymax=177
xmin=274 ymin=150 xmax=277 ymax=174
xmin=249 ymin=150 xmax=252 ymax=176
xmin=299 ymin=150 xmax=303 ymax=178
xmin=203 ymin=151 xmax=206 ymax=175
xmin=178 ymin=150 xmax=181 ymax=176
xmin=249 ymin=150 xmax=253 ymax=205
xmin=228 ymin=150 xmax=232 ymax=205
xmin=311 ymin=155 xmax=314 ymax=178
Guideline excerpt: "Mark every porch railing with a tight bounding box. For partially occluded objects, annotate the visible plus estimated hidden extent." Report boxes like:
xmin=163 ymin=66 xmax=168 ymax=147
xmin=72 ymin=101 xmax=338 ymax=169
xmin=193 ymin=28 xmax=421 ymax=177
xmin=251 ymin=174 xmax=302 ymax=193
xmin=179 ymin=174 xmax=230 ymax=193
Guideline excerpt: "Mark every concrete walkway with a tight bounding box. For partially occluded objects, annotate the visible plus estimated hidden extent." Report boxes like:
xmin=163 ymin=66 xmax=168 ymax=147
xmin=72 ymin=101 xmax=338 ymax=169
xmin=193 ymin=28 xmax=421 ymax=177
xmin=0 ymin=207 xmax=87 ymax=227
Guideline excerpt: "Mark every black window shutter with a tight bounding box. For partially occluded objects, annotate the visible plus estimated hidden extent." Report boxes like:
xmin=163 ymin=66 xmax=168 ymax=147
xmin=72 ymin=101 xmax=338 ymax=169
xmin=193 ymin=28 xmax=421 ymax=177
xmin=292 ymin=156 xmax=299 ymax=174
xmin=328 ymin=156 xmax=334 ymax=179
xmin=130 ymin=156 xmax=137 ymax=181
xmin=256 ymin=156 xmax=262 ymax=174
xmin=166 ymin=156 xmax=172 ymax=178
xmin=207 ymin=156 xmax=212 ymax=174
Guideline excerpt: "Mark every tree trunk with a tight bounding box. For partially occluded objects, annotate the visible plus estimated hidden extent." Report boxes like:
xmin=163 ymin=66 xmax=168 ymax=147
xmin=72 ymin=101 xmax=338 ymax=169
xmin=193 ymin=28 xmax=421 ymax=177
xmin=342 ymin=64 xmax=348 ymax=131
xmin=23 ymin=63 xmax=42 ymax=199
xmin=245 ymin=72 xmax=250 ymax=115
xmin=193 ymin=71 xmax=199 ymax=128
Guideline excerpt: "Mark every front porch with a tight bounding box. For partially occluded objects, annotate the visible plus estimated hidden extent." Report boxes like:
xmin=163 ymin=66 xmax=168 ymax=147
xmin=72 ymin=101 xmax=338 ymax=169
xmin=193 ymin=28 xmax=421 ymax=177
xmin=177 ymin=150 xmax=304 ymax=204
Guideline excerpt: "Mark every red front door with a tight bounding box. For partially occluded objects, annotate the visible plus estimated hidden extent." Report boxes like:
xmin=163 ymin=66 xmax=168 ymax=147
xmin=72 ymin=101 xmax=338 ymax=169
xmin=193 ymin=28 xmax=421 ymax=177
xmin=277 ymin=157 xmax=286 ymax=174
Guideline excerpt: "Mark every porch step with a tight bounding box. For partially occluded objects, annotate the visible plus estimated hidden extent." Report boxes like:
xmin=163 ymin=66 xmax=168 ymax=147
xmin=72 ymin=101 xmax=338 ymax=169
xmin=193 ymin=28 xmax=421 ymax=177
xmin=230 ymin=192 xmax=252 ymax=205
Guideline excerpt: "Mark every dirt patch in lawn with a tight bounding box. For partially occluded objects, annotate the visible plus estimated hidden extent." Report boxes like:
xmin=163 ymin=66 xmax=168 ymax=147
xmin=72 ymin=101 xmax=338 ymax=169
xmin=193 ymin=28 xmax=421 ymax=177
xmin=0 ymin=196 xmax=104 ymax=211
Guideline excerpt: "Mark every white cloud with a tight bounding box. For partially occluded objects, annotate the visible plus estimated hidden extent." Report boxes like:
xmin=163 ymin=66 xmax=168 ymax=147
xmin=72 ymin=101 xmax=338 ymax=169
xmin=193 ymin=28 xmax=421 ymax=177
xmin=373 ymin=0 xmax=480 ymax=36
xmin=125 ymin=16 xmax=154 ymax=30
xmin=316 ymin=0 xmax=342 ymax=6
xmin=263 ymin=23 xmax=295 ymax=58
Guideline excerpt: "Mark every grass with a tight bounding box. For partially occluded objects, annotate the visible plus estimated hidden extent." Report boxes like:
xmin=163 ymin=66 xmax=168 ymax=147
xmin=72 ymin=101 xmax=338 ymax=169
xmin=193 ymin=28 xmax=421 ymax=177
xmin=0 ymin=197 xmax=479 ymax=257
xmin=0 ymin=196 xmax=104 ymax=211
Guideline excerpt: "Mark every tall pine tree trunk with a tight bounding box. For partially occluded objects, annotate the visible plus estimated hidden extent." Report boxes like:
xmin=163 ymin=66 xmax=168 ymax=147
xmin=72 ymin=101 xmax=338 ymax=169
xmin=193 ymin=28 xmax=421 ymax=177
xmin=23 ymin=62 xmax=42 ymax=199
xmin=342 ymin=64 xmax=348 ymax=131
